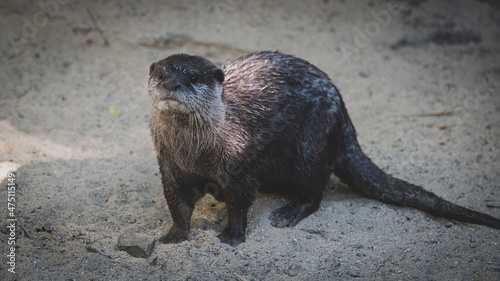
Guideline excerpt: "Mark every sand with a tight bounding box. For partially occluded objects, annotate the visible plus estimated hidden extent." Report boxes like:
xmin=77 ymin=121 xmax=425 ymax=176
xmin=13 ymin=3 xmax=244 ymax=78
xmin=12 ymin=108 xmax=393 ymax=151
xmin=1 ymin=0 xmax=499 ymax=280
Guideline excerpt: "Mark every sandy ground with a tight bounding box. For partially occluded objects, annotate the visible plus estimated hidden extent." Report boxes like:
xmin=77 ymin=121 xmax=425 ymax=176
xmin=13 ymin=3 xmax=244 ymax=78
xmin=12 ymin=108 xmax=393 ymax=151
xmin=1 ymin=0 xmax=500 ymax=280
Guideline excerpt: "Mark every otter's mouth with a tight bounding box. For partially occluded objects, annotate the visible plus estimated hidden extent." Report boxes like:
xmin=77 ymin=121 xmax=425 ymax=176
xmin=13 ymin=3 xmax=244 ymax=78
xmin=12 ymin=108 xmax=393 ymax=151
xmin=156 ymin=97 xmax=190 ymax=114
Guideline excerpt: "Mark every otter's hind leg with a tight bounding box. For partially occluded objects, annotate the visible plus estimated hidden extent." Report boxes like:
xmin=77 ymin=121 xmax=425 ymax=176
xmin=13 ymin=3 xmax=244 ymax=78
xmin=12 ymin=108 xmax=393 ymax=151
xmin=269 ymin=193 xmax=323 ymax=228
xmin=268 ymin=172 xmax=328 ymax=228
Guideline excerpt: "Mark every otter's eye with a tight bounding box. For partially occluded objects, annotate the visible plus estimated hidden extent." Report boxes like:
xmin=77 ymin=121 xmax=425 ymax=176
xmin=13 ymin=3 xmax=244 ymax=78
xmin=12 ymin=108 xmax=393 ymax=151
xmin=189 ymin=76 xmax=198 ymax=83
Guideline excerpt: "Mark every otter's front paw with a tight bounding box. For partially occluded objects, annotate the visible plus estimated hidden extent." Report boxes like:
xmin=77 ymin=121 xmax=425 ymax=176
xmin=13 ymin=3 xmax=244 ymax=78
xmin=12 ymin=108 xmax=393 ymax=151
xmin=159 ymin=225 xmax=189 ymax=244
xmin=217 ymin=228 xmax=246 ymax=246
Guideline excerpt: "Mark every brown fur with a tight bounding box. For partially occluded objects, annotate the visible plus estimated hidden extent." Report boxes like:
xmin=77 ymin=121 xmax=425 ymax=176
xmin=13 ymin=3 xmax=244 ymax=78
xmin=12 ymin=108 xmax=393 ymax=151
xmin=148 ymin=51 xmax=500 ymax=246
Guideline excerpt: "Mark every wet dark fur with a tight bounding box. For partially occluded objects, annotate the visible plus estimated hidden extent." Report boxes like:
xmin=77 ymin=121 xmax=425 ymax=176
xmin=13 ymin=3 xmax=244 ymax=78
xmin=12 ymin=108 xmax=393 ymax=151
xmin=148 ymin=51 xmax=500 ymax=246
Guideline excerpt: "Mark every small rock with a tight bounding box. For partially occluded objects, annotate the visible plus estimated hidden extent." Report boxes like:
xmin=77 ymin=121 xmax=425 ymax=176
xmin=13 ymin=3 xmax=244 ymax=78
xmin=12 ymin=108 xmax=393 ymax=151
xmin=445 ymin=222 xmax=454 ymax=228
xmin=117 ymin=233 xmax=156 ymax=258
xmin=286 ymin=265 xmax=304 ymax=277
xmin=0 ymin=225 xmax=8 ymax=234
xmin=358 ymin=70 xmax=370 ymax=78
xmin=42 ymin=224 xmax=52 ymax=233
xmin=324 ymin=256 xmax=341 ymax=267
xmin=150 ymin=257 xmax=158 ymax=266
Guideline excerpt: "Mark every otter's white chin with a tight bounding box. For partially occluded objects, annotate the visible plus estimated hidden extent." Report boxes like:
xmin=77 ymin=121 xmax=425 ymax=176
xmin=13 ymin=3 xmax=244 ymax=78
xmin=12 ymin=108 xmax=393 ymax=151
xmin=157 ymin=99 xmax=180 ymax=111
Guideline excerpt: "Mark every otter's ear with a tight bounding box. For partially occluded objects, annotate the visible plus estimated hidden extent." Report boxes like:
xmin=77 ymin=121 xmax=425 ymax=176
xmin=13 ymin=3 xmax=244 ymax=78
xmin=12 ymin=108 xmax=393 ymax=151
xmin=149 ymin=62 xmax=156 ymax=76
xmin=213 ymin=68 xmax=224 ymax=84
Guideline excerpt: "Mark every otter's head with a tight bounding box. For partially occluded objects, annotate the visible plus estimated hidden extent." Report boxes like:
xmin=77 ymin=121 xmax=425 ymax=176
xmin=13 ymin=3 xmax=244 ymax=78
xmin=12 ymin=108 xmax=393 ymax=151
xmin=148 ymin=54 xmax=225 ymax=123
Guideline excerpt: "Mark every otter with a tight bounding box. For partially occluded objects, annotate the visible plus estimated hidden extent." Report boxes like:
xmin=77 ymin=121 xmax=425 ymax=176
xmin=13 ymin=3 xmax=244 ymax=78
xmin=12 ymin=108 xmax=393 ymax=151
xmin=147 ymin=51 xmax=500 ymax=246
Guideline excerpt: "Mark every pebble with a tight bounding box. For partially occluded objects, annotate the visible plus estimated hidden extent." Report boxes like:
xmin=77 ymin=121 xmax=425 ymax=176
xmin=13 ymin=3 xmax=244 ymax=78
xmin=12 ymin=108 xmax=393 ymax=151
xmin=35 ymin=224 xmax=52 ymax=233
xmin=0 ymin=225 xmax=9 ymax=234
xmin=42 ymin=224 xmax=52 ymax=233
xmin=358 ymin=70 xmax=370 ymax=78
xmin=286 ymin=265 xmax=304 ymax=277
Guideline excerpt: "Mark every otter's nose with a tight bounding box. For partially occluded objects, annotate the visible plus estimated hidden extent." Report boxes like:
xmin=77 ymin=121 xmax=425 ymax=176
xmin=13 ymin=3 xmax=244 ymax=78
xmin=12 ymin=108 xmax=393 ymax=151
xmin=163 ymin=79 xmax=181 ymax=91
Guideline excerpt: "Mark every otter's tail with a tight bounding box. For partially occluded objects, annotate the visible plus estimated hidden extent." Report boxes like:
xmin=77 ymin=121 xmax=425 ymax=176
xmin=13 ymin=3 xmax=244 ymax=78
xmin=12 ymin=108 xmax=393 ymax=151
xmin=332 ymin=116 xmax=500 ymax=230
